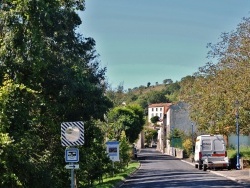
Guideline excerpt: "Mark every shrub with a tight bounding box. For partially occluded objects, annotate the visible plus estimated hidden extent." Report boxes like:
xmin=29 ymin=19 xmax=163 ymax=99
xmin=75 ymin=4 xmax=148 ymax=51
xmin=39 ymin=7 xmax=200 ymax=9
xmin=182 ymin=138 xmax=193 ymax=157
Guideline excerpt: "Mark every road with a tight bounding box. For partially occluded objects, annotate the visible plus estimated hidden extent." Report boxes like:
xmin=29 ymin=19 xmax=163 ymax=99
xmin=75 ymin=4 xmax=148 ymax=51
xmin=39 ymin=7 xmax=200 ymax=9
xmin=120 ymin=148 xmax=248 ymax=188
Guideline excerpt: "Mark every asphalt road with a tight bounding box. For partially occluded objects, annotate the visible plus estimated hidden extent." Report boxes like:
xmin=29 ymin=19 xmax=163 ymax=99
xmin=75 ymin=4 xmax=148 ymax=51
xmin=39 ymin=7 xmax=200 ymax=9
xmin=120 ymin=148 xmax=249 ymax=188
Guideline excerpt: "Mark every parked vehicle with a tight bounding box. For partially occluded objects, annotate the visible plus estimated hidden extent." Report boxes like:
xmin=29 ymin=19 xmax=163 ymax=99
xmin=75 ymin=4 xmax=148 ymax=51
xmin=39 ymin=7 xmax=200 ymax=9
xmin=194 ymin=134 xmax=230 ymax=171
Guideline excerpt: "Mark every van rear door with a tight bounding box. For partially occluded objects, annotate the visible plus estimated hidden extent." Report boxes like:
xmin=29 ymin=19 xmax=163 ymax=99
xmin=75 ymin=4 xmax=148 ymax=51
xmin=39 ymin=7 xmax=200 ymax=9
xmin=201 ymin=139 xmax=212 ymax=158
xmin=212 ymin=139 xmax=225 ymax=157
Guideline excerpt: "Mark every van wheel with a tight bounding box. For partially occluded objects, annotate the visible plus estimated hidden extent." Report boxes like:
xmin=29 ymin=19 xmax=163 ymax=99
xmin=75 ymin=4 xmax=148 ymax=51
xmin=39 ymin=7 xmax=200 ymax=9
xmin=198 ymin=164 xmax=202 ymax=170
xmin=203 ymin=164 xmax=207 ymax=171
xmin=195 ymin=164 xmax=198 ymax=168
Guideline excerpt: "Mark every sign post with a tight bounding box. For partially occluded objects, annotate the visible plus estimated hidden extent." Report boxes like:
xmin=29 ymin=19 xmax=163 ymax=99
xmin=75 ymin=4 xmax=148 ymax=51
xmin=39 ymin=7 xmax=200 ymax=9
xmin=61 ymin=121 xmax=84 ymax=188
xmin=106 ymin=141 xmax=120 ymax=176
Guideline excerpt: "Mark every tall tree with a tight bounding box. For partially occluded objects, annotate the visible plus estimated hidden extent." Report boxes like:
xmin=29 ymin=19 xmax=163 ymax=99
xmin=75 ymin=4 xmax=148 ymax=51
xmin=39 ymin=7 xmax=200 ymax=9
xmin=0 ymin=0 xmax=112 ymax=187
xmin=106 ymin=104 xmax=145 ymax=143
xmin=180 ymin=17 xmax=250 ymax=136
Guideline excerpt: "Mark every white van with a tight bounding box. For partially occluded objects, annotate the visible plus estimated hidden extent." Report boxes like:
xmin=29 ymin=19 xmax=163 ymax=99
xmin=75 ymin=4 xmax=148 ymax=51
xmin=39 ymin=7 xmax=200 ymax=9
xmin=194 ymin=134 xmax=230 ymax=171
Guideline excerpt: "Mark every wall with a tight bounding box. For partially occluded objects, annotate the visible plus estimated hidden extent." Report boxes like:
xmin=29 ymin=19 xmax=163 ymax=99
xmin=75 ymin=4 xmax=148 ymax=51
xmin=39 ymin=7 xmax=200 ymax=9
xmin=169 ymin=102 xmax=196 ymax=135
xmin=228 ymin=134 xmax=250 ymax=148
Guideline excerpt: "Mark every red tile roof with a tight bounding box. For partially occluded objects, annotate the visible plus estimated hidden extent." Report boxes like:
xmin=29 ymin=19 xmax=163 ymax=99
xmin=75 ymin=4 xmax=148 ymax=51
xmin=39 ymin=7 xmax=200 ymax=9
xmin=148 ymin=103 xmax=172 ymax=108
xmin=148 ymin=103 xmax=172 ymax=113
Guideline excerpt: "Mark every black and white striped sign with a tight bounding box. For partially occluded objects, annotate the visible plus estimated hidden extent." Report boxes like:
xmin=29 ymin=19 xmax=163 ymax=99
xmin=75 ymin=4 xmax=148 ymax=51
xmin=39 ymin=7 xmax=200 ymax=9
xmin=61 ymin=121 xmax=84 ymax=146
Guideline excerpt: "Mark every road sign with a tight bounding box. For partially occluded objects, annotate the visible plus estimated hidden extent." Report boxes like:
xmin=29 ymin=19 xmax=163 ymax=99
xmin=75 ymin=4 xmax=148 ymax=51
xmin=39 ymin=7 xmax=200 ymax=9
xmin=61 ymin=121 xmax=84 ymax=146
xmin=106 ymin=141 xmax=120 ymax=161
xmin=65 ymin=164 xmax=79 ymax=169
xmin=65 ymin=148 xmax=79 ymax=162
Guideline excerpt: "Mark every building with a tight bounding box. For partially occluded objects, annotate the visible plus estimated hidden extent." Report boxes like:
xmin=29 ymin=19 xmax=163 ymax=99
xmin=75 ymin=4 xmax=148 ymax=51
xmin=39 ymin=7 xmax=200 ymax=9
xmin=148 ymin=103 xmax=172 ymax=123
xmin=148 ymin=102 xmax=196 ymax=154
xmin=147 ymin=103 xmax=171 ymax=152
xmin=165 ymin=102 xmax=196 ymax=155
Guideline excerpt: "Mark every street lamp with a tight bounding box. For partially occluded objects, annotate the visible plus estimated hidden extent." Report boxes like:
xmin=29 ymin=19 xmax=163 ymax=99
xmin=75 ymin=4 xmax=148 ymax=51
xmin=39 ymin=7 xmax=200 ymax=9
xmin=235 ymin=100 xmax=240 ymax=170
xmin=191 ymin=123 xmax=194 ymax=154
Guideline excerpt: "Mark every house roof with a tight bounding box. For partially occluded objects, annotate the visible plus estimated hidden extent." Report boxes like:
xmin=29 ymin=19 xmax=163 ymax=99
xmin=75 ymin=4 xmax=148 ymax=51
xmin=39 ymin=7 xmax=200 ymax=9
xmin=148 ymin=103 xmax=172 ymax=108
xmin=148 ymin=103 xmax=172 ymax=114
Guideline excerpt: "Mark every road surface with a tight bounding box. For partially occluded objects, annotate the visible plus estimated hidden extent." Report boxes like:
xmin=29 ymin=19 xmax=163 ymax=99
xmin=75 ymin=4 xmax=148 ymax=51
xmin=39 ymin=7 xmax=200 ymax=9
xmin=120 ymin=148 xmax=248 ymax=188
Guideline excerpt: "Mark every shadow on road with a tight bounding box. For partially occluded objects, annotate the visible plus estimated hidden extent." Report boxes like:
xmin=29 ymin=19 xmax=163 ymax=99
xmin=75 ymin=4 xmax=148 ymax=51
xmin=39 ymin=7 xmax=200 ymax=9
xmin=120 ymin=148 xmax=246 ymax=188
xmin=138 ymin=149 xmax=179 ymax=161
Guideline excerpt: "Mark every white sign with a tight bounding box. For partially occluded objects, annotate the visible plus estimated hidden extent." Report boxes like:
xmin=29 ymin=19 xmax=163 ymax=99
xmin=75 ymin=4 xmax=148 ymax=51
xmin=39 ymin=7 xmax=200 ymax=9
xmin=65 ymin=164 xmax=79 ymax=169
xmin=61 ymin=122 xmax=84 ymax=146
xmin=65 ymin=148 xmax=79 ymax=162
xmin=106 ymin=141 xmax=120 ymax=161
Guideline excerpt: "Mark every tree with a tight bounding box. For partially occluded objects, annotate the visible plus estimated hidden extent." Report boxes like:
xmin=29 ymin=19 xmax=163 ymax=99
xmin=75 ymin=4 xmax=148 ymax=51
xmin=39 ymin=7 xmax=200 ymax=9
xmin=180 ymin=17 xmax=250 ymax=136
xmin=147 ymin=82 xmax=151 ymax=87
xmin=151 ymin=116 xmax=160 ymax=124
xmin=106 ymin=104 xmax=145 ymax=143
xmin=163 ymin=79 xmax=173 ymax=85
xmin=78 ymin=121 xmax=111 ymax=186
xmin=164 ymin=81 xmax=181 ymax=102
xmin=0 ymin=0 xmax=112 ymax=187
xmin=147 ymin=90 xmax=169 ymax=104
xmin=119 ymin=131 xmax=131 ymax=168
xmin=144 ymin=128 xmax=158 ymax=146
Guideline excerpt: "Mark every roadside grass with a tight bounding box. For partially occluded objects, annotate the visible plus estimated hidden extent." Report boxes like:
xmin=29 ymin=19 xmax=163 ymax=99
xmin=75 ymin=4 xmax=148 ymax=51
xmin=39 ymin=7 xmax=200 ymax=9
xmin=93 ymin=161 xmax=140 ymax=188
xmin=227 ymin=146 xmax=250 ymax=160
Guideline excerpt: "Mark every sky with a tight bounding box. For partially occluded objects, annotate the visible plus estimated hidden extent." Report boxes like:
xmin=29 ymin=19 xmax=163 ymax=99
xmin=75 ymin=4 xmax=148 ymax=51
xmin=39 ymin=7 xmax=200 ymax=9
xmin=78 ymin=0 xmax=250 ymax=90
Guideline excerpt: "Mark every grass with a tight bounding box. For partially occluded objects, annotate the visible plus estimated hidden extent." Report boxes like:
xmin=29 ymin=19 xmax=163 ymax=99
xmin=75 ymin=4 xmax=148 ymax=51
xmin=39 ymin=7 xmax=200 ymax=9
xmin=227 ymin=146 xmax=250 ymax=160
xmin=93 ymin=161 xmax=140 ymax=188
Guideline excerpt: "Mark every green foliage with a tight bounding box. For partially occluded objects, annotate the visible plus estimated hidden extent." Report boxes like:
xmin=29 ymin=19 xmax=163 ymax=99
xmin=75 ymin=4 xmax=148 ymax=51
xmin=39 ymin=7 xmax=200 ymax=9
xmin=180 ymin=17 xmax=250 ymax=136
xmin=91 ymin=161 xmax=140 ymax=188
xmin=163 ymin=78 xmax=173 ymax=85
xmin=144 ymin=128 xmax=157 ymax=146
xmin=147 ymin=82 xmax=151 ymax=87
xmin=147 ymin=90 xmax=169 ymax=104
xmin=119 ymin=131 xmax=131 ymax=168
xmin=106 ymin=104 xmax=145 ymax=143
xmin=227 ymin=146 xmax=250 ymax=160
xmin=169 ymin=128 xmax=184 ymax=139
xmin=107 ymin=82 xmax=180 ymax=111
xmin=150 ymin=116 xmax=159 ymax=124
xmin=169 ymin=128 xmax=185 ymax=148
xmin=0 ymin=0 xmax=112 ymax=187
xmin=182 ymin=138 xmax=193 ymax=156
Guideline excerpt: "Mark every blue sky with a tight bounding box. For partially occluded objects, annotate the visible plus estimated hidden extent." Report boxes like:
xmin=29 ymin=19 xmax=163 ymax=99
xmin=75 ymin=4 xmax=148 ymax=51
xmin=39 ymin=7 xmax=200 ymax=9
xmin=78 ymin=0 xmax=250 ymax=90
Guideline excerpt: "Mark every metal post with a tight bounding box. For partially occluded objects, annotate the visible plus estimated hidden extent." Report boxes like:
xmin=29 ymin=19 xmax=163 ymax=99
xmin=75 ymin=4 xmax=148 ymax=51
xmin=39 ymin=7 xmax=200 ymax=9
xmin=192 ymin=123 xmax=194 ymax=155
xmin=112 ymin=161 xmax=114 ymax=177
xmin=71 ymin=163 xmax=75 ymax=188
xmin=236 ymin=112 xmax=240 ymax=170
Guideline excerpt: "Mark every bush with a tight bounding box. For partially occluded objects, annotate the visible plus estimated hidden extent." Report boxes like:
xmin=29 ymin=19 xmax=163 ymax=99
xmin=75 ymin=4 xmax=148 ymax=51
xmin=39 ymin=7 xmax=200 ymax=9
xmin=227 ymin=146 xmax=250 ymax=160
xmin=182 ymin=138 xmax=193 ymax=157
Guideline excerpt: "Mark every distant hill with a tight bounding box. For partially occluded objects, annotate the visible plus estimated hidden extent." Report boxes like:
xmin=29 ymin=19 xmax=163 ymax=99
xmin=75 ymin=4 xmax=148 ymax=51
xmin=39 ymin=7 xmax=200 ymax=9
xmin=128 ymin=84 xmax=166 ymax=95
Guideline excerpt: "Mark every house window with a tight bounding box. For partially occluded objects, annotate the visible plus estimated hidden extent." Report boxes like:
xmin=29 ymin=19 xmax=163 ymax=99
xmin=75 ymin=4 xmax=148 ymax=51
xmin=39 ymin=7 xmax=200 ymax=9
xmin=152 ymin=108 xmax=154 ymax=111
xmin=156 ymin=108 xmax=158 ymax=111
xmin=156 ymin=113 xmax=158 ymax=117
xmin=160 ymin=108 xmax=162 ymax=111
xmin=151 ymin=113 xmax=154 ymax=117
xmin=159 ymin=113 xmax=162 ymax=118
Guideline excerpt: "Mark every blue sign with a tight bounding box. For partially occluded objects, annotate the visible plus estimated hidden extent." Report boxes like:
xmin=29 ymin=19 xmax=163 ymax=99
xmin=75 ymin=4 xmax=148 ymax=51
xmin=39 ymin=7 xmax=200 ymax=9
xmin=65 ymin=148 xmax=79 ymax=163
xmin=106 ymin=141 xmax=120 ymax=161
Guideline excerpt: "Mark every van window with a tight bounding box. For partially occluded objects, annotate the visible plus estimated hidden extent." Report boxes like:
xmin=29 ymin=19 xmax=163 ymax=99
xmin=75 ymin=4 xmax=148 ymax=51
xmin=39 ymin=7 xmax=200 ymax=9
xmin=214 ymin=140 xmax=224 ymax=151
xmin=202 ymin=139 xmax=211 ymax=151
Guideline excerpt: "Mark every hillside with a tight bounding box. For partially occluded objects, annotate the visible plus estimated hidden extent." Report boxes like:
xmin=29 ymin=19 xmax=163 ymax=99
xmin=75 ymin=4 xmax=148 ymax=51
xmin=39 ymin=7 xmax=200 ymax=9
xmin=106 ymin=81 xmax=181 ymax=110
xmin=129 ymin=84 xmax=167 ymax=95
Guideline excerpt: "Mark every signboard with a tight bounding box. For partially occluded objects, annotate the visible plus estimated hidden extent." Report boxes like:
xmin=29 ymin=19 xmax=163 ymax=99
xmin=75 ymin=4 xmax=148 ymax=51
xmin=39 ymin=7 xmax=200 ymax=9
xmin=65 ymin=148 xmax=79 ymax=163
xmin=106 ymin=141 xmax=120 ymax=161
xmin=61 ymin=121 xmax=84 ymax=146
xmin=65 ymin=164 xmax=79 ymax=169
